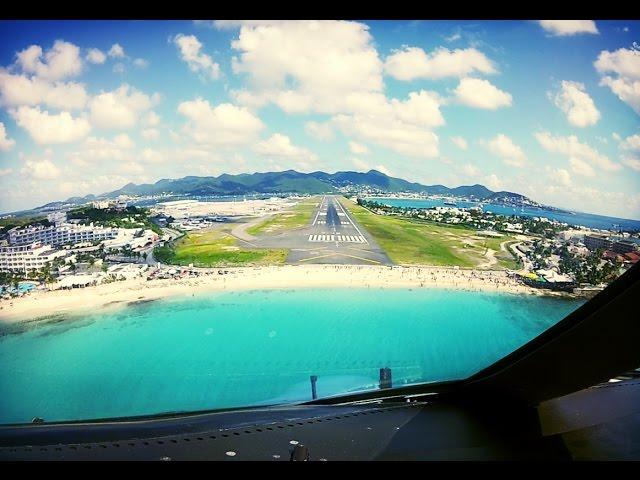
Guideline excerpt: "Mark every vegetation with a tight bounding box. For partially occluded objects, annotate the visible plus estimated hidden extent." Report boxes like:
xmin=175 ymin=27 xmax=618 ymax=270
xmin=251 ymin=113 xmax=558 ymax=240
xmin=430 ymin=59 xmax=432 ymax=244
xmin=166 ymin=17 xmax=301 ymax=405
xmin=247 ymin=197 xmax=320 ymax=236
xmin=0 ymin=216 xmax=50 ymax=235
xmin=67 ymin=206 xmax=163 ymax=235
xmin=154 ymin=228 xmax=287 ymax=267
xmin=341 ymin=198 xmax=517 ymax=268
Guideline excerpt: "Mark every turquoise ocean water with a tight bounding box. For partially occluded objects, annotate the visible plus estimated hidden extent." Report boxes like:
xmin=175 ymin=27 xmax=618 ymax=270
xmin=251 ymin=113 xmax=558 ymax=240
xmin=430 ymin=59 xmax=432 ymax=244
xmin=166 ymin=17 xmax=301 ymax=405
xmin=0 ymin=288 xmax=584 ymax=424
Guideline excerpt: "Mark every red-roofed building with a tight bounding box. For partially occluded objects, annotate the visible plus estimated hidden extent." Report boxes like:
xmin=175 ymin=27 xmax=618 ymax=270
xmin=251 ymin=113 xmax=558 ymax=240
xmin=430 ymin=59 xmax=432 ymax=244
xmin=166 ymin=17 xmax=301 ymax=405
xmin=623 ymin=252 xmax=640 ymax=264
xmin=602 ymin=250 xmax=622 ymax=262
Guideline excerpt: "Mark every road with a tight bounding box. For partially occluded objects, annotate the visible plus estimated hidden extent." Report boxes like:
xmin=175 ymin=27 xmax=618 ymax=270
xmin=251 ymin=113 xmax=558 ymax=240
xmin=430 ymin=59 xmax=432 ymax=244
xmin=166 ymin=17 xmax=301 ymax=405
xmin=245 ymin=195 xmax=392 ymax=265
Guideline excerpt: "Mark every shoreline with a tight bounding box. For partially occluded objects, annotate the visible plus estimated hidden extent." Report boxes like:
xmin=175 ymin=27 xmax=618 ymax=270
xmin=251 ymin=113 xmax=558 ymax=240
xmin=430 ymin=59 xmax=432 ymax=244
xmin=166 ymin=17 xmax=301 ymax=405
xmin=0 ymin=264 xmax=574 ymax=324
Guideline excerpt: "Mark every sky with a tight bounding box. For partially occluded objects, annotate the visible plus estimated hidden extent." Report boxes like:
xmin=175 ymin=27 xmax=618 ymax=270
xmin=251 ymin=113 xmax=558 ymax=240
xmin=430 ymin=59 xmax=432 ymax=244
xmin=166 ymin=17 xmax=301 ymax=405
xmin=0 ymin=19 xmax=638 ymax=219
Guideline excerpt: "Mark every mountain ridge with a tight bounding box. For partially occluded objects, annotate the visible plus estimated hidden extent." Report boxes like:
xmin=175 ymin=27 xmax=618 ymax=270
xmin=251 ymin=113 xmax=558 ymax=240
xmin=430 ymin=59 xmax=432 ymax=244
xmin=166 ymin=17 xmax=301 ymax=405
xmin=36 ymin=169 xmax=550 ymax=211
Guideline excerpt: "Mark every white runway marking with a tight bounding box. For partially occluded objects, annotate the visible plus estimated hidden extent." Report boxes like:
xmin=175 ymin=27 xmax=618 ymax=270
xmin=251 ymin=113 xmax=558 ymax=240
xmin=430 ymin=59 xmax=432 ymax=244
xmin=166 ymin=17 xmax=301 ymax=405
xmin=309 ymin=233 xmax=368 ymax=243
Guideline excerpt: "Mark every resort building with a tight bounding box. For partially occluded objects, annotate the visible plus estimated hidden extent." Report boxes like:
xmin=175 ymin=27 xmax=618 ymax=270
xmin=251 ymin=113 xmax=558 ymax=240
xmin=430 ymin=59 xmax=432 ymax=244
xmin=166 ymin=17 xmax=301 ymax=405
xmin=584 ymin=234 xmax=639 ymax=254
xmin=102 ymin=229 xmax=159 ymax=252
xmin=8 ymin=223 xmax=120 ymax=247
xmin=0 ymin=242 xmax=67 ymax=272
xmin=46 ymin=211 xmax=67 ymax=225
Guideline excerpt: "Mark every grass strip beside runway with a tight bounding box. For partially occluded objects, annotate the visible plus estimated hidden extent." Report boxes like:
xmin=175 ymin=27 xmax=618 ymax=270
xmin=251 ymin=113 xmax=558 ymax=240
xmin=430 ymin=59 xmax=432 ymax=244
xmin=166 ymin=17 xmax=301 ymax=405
xmin=340 ymin=198 xmax=518 ymax=269
xmin=154 ymin=228 xmax=288 ymax=267
xmin=247 ymin=197 xmax=321 ymax=236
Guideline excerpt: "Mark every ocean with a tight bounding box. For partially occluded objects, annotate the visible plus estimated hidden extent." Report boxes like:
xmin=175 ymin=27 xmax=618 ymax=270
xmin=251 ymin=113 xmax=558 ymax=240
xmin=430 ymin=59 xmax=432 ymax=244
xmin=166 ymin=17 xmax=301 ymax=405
xmin=366 ymin=197 xmax=640 ymax=232
xmin=0 ymin=288 xmax=584 ymax=424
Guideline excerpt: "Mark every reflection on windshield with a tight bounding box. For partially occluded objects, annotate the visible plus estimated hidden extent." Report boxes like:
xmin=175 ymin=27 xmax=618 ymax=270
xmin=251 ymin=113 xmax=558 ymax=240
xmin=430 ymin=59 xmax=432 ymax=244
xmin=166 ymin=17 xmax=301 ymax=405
xmin=0 ymin=19 xmax=638 ymax=424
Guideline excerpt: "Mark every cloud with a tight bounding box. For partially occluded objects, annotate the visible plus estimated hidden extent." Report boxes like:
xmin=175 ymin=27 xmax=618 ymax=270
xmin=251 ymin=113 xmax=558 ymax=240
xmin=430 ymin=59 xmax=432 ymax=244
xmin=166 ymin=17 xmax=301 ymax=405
xmin=594 ymin=47 xmax=640 ymax=114
xmin=254 ymin=133 xmax=317 ymax=161
xmin=535 ymin=131 xmax=621 ymax=174
xmin=551 ymin=80 xmax=600 ymax=127
xmin=349 ymin=141 xmax=369 ymax=155
xmin=113 ymin=63 xmax=125 ymax=74
xmin=484 ymin=174 xmax=503 ymax=191
xmin=228 ymin=20 xmax=383 ymax=115
xmin=350 ymin=157 xmax=392 ymax=175
xmin=453 ymin=77 xmax=512 ymax=109
xmin=21 ymin=157 xmax=61 ymax=180
xmin=177 ymin=98 xmax=264 ymax=147
xmin=172 ymin=34 xmax=220 ymax=80
xmin=451 ymin=136 xmax=468 ymax=150
xmin=86 ymin=48 xmax=106 ymax=65
xmin=113 ymin=133 xmax=135 ymax=149
xmin=484 ymin=134 xmax=527 ymax=167
xmin=140 ymin=148 xmax=165 ymax=164
xmin=69 ymin=135 xmax=137 ymax=165
xmin=304 ymin=121 xmax=334 ymax=141
xmin=621 ymin=155 xmax=640 ymax=172
xmin=0 ymin=168 xmax=13 ymax=176
xmin=620 ymin=133 xmax=640 ymax=151
xmin=133 ymin=58 xmax=149 ymax=69
xmin=331 ymin=89 xmax=445 ymax=158
xmin=0 ymin=122 xmax=16 ymax=151
xmin=89 ymin=84 xmax=159 ymax=129
xmin=384 ymin=46 xmax=496 ymax=81
xmin=333 ymin=113 xmax=439 ymax=158
xmin=10 ymin=106 xmax=91 ymax=144
xmin=142 ymin=128 xmax=159 ymax=140
xmin=108 ymin=43 xmax=125 ymax=58
xmin=538 ymin=20 xmax=599 ymax=37
xmin=0 ymin=71 xmax=88 ymax=110
xmin=569 ymin=157 xmax=596 ymax=177
xmin=15 ymin=40 xmax=83 ymax=80
xmin=553 ymin=168 xmax=573 ymax=187
xmin=618 ymin=133 xmax=640 ymax=171
xmin=459 ymin=163 xmax=480 ymax=177
xmin=143 ymin=111 xmax=161 ymax=128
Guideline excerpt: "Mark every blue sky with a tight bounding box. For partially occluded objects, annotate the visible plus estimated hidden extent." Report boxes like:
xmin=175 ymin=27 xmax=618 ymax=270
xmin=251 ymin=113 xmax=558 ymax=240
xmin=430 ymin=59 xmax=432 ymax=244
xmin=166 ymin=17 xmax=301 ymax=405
xmin=0 ymin=19 xmax=638 ymax=218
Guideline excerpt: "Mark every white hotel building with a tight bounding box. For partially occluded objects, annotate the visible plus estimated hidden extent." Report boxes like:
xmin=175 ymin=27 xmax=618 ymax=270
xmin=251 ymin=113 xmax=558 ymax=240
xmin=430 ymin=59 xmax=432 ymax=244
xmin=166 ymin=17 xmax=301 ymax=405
xmin=8 ymin=224 xmax=120 ymax=247
xmin=0 ymin=242 xmax=67 ymax=272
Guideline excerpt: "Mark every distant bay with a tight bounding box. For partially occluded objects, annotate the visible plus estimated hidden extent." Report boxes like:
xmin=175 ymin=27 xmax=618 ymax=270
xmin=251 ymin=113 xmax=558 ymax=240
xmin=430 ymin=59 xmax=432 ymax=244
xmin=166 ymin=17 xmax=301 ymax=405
xmin=366 ymin=197 xmax=640 ymax=232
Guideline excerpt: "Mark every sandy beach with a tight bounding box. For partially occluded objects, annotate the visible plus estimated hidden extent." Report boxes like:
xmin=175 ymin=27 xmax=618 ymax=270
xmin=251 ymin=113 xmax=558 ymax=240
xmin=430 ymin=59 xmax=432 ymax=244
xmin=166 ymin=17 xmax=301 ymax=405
xmin=0 ymin=264 xmax=555 ymax=323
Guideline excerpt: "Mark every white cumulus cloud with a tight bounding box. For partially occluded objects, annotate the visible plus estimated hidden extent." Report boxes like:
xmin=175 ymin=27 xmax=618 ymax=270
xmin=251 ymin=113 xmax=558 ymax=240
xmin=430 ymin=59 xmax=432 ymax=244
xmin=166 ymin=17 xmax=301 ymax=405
xmin=594 ymin=47 xmax=640 ymax=114
xmin=108 ymin=43 xmax=125 ymax=58
xmin=538 ymin=20 xmax=599 ymax=37
xmin=484 ymin=134 xmax=527 ymax=167
xmin=551 ymin=80 xmax=600 ymax=127
xmin=254 ymin=133 xmax=317 ymax=161
xmin=0 ymin=71 xmax=88 ymax=110
xmin=228 ymin=20 xmax=383 ymax=115
xmin=304 ymin=121 xmax=334 ymax=141
xmin=453 ymin=77 xmax=512 ymax=110
xmin=86 ymin=48 xmax=106 ymax=64
xmin=15 ymin=40 xmax=83 ymax=80
xmin=89 ymin=84 xmax=159 ymax=129
xmin=10 ymin=106 xmax=91 ymax=144
xmin=384 ymin=47 xmax=496 ymax=81
xmin=535 ymin=131 xmax=621 ymax=174
xmin=177 ymin=98 xmax=264 ymax=147
xmin=451 ymin=136 xmax=468 ymax=150
xmin=172 ymin=34 xmax=220 ymax=80
xmin=349 ymin=141 xmax=369 ymax=155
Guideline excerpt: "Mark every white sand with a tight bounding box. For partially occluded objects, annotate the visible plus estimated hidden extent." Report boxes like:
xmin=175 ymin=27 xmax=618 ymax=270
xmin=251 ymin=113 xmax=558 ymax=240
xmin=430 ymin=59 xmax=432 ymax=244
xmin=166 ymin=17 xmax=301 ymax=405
xmin=0 ymin=264 xmax=551 ymax=323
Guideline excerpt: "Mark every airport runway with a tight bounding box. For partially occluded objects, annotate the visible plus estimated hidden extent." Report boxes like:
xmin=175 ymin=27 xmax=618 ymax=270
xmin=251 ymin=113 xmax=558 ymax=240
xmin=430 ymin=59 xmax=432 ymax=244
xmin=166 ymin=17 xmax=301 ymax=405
xmin=247 ymin=195 xmax=392 ymax=265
